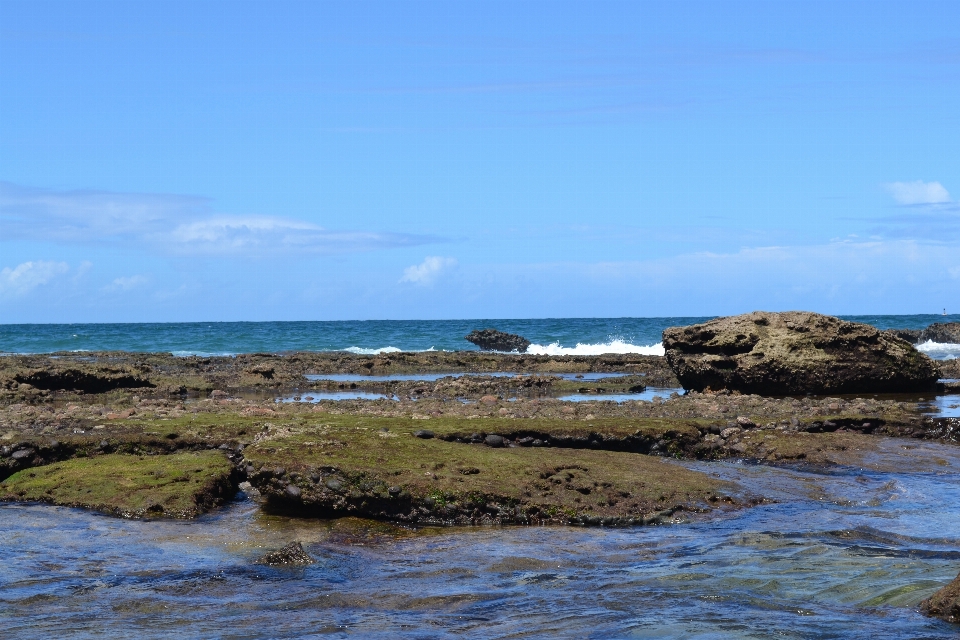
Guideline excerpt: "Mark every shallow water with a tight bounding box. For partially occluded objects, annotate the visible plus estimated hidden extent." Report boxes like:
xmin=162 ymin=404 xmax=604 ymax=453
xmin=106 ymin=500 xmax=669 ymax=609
xmin=921 ymin=394 xmax=960 ymax=418
xmin=304 ymin=372 xmax=634 ymax=382
xmin=278 ymin=391 xmax=397 ymax=402
xmin=558 ymin=387 xmax=684 ymax=403
xmin=5 ymin=439 xmax=960 ymax=638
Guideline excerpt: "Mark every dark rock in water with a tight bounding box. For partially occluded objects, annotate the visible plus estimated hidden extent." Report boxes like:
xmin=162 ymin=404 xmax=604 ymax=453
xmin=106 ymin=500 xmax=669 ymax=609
xmin=255 ymin=541 xmax=314 ymax=566
xmin=465 ymin=329 xmax=531 ymax=353
xmin=484 ymin=434 xmax=505 ymax=448
xmin=885 ymin=323 xmax=960 ymax=345
xmin=919 ymin=322 xmax=960 ymax=344
xmin=920 ymin=571 xmax=960 ymax=623
xmin=662 ymin=311 xmax=941 ymax=395
xmin=883 ymin=328 xmax=922 ymax=344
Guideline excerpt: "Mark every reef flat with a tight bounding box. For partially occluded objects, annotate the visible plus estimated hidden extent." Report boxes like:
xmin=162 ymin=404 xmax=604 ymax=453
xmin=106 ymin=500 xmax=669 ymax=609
xmin=1 ymin=351 xmax=958 ymax=527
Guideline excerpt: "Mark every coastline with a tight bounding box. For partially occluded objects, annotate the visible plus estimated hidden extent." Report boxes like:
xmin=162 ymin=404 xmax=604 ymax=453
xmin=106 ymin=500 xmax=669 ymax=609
xmin=2 ymin=349 xmax=958 ymax=526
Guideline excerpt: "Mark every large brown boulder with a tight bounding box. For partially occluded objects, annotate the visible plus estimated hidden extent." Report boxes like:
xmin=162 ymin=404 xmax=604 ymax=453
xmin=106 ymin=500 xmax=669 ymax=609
xmin=662 ymin=311 xmax=941 ymax=395
xmin=920 ymin=572 xmax=960 ymax=623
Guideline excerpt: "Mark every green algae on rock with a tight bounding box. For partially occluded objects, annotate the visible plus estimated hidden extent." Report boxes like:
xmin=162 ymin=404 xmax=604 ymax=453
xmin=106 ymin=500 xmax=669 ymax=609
xmin=242 ymin=418 xmax=738 ymax=526
xmin=0 ymin=451 xmax=235 ymax=518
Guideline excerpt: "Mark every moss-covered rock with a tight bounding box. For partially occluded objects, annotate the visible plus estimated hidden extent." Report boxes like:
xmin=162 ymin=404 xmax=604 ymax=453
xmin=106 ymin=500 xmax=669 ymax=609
xmin=242 ymin=418 xmax=737 ymax=526
xmin=0 ymin=451 xmax=235 ymax=518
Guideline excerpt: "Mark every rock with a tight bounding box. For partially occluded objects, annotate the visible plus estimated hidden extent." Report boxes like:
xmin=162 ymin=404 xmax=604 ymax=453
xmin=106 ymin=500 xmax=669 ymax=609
xmin=885 ymin=322 xmax=960 ymax=345
xmin=720 ymin=427 xmax=741 ymax=439
xmin=464 ymin=329 xmax=531 ymax=353
xmin=10 ymin=448 xmax=34 ymax=460
xmin=210 ymin=389 xmax=229 ymax=399
xmin=480 ymin=395 xmax=499 ymax=404
xmin=414 ymin=430 xmax=434 ymax=439
xmin=284 ymin=484 xmax=301 ymax=498
xmin=662 ymin=311 xmax=941 ymax=395
xmin=883 ymin=328 xmax=922 ymax=344
xmin=920 ymin=571 xmax=960 ymax=623
xmin=736 ymin=416 xmax=756 ymax=428
xmin=919 ymin=322 xmax=960 ymax=344
xmin=484 ymin=434 xmax=505 ymax=448
xmin=255 ymin=541 xmax=314 ymax=566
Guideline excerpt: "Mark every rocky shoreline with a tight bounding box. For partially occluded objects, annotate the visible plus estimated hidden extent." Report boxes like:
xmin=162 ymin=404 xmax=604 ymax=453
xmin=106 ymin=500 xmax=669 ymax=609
xmin=1 ymin=348 xmax=958 ymax=524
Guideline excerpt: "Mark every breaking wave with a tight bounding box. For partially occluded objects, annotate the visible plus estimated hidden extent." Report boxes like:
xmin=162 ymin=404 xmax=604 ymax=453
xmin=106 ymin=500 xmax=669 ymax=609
xmin=916 ymin=340 xmax=960 ymax=360
xmin=526 ymin=340 xmax=665 ymax=356
xmin=342 ymin=346 xmax=440 ymax=355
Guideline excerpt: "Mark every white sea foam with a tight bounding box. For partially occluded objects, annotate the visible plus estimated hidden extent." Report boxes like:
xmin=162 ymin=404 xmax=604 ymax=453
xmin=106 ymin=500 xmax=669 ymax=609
xmin=343 ymin=346 xmax=403 ymax=355
xmin=526 ymin=340 xmax=665 ymax=356
xmin=915 ymin=340 xmax=960 ymax=360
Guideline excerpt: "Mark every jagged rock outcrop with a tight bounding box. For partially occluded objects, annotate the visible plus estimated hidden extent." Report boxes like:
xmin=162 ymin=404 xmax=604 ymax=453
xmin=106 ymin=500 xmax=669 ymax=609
xmin=662 ymin=311 xmax=941 ymax=395
xmin=919 ymin=322 xmax=960 ymax=344
xmin=883 ymin=328 xmax=922 ymax=344
xmin=921 ymin=571 xmax=960 ymax=623
xmin=884 ymin=322 xmax=960 ymax=345
xmin=465 ymin=329 xmax=531 ymax=353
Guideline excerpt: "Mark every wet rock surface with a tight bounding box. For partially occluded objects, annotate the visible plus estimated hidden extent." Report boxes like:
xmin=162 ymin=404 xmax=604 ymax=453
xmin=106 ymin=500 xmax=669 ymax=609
xmin=663 ymin=311 xmax=940 ymax=395
xmin=464 ymin=329 xmax=531 ymax=353
xmin=920 ymin=322 xmax=960 ymax=345
xmin=921 ymin=571 xmax=960 ymax=623
xmin=255 ymin=541 xmax=314 ymax=566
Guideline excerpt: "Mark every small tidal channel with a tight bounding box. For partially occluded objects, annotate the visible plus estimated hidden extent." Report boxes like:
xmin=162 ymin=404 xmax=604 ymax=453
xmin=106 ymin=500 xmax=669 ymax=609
xmin=4 ymin=439 xmax=960 ymax=638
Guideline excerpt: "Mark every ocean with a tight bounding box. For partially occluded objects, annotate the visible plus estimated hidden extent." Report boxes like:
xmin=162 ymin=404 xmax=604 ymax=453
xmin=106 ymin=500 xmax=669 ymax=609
xmin=1 ymin=314 xmax=959 ymax=358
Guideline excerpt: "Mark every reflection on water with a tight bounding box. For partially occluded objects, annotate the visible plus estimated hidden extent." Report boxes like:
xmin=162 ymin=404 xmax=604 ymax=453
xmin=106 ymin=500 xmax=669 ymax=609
xmin=305 ymin=372 xmax=633 ymax=382
xmin=559 ymin=387 xmax=684 ymax=403
xmin=922 ymin=394 xmax=960 ymax=418
xmin=5 ymin=439 xmax=960 ymax=638
xmin=277 ymin=391 xmax=397 ymax=402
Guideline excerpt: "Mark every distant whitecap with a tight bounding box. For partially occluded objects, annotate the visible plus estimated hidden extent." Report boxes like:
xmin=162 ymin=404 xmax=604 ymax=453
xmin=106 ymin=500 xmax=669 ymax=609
xmin=526 ymin=340 xmax=665 ymax=356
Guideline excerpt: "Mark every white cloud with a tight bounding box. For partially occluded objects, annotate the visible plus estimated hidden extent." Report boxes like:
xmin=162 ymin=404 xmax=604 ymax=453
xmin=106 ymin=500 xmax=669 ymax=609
xmin=0 ymin=182 xmax=443 ymax=256
xmin=104 ymin=275 xmax=147 ymax=292
xmin=400 ymin=256 xmax=458 ymax=285
xmin=884 ymin=180 xmax=951 ymax=205
xmin=0 ymin=261 xmax=69 ymax=297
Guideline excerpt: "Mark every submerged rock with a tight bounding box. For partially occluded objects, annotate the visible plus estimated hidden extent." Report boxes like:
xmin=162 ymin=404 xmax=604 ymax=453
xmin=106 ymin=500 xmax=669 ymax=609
xmin=920 ymin=571 xmax=960 ymax=623
xmin=255 ymin=541 xmax=314 ymax=566
xmin=662 ymin=311 xmax=941 ymax=395
xmin=464 ymin=329 xmax=531 ymax=353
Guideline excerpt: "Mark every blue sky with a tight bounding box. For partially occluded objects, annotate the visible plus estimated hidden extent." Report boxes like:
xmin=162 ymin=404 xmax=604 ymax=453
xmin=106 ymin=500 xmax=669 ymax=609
xmin=1 ymin=0 xmax=959 ymax=322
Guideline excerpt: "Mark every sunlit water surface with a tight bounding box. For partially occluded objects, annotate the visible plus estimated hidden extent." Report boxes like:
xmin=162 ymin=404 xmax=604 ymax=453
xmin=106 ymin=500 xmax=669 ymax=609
xmin=4 ymin=439 xmax=960 ymax=638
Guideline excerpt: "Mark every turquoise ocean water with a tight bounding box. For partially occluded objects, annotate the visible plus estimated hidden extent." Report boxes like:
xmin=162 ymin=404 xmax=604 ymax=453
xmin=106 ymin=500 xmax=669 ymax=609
xmin=1 ymin=314 xmax=958 ymax=356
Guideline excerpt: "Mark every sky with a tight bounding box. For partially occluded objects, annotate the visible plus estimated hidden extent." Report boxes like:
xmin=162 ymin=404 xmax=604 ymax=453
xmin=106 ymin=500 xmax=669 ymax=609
xmin=1 ymin=0 xmax=959 ymax=322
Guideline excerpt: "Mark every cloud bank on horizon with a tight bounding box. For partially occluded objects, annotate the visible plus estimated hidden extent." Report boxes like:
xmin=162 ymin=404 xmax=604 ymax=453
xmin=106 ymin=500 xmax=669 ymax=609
xmin=1 ymin=0 xmax=959 ymax=321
